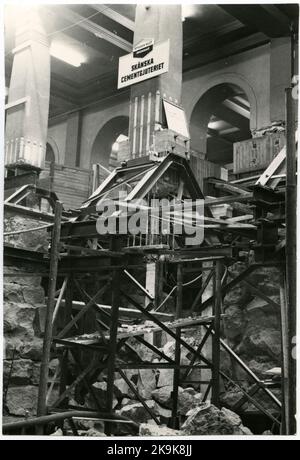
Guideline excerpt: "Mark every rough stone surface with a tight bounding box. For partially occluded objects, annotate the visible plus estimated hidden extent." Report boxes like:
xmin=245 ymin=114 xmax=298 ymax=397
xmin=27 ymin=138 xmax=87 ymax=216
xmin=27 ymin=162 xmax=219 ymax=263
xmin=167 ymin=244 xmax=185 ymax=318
xmin=18 ymin=336 xmax=44 ymax=361
xmin=223 ymin=305 xmax=246 ymax=341
xmin=178 ymin=387 xmax=202 ymax=415
xmin=152 ymin=385 xmax=174 ymax=408
xmin=247 ymin=357 xmax=278 ymax=380
xmin=156 ymin=404 xmax=171 ymax=422
xmin=121 ymin=398 xmax=136 ymax=407
xmin=240 ymin=328 xmax=281 ymax=361
xmin=140 ymin=423 xmax=181 ymax=436
xmin=3 ymin=359 xmax=34 ymax=385
xmin=50 ymin=429 xmax=63 ymax=436
xmin=81 ymin=428 xmax=106 ymax=437
xmin=157 ymin=368 xmax=173 ymax=387
xmin=113 ymin=378 xmax=131 ymax=399
xmin=4 ymin=212 xmax=49 ymax=251
xmin=118 ymin=401 xmax=158 ymax=424
xmin=182 ymin=403 xmax=252 ymax=435
xmin=90 ymin=381 xmax=118 ymax=409
xmin=3 ymin=260 xmax=49 ymax=421
xmin=136 ymin=369 xmax=157 ymax=399
xmin=6 ymin=385 xmax=39 ymax=416
xmin=152 ymin=386 xmax=202 ymax=415
xmin=4 ymin=302 xmax=37 ymax=333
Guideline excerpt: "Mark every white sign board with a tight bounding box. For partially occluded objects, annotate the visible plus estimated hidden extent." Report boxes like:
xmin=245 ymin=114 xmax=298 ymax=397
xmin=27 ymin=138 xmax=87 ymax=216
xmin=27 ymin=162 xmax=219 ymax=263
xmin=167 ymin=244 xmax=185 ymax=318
xmin=118 ymin=40 xmax=169 ymax=89
xmin=163 ymin=100 xmax=190 ymax=138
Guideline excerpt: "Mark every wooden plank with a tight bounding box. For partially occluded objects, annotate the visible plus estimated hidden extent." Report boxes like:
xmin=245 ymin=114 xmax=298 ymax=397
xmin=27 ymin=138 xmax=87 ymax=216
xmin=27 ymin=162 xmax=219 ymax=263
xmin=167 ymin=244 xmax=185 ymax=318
xmin=211 ymin=260 xmax=222 ymax=407
xmin=171 ymin=263 xmax=183 ymax=427
xmin=56 ymin=283 xmax=109 ymax=339
xmin=37 ymin=202 xmax=63 ymax=423
xmin=60 ymin=299 xmax=174 ymax=321
xmin=255 ymin=146 xmax=286 ymax=187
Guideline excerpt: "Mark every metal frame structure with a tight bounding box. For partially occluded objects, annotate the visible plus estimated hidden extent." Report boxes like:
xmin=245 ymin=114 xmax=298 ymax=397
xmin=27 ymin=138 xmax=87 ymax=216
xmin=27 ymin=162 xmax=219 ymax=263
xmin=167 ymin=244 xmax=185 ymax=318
xmin=20 ymin=147 xmax=286 ymax=435
xmin=3 ymin=87 xmax=297 ymax=436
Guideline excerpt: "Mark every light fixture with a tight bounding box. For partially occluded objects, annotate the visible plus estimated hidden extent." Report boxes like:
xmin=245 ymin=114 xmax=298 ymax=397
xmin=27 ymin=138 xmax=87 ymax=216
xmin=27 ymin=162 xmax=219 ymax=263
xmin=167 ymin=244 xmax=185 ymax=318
xmin=182 ymin=4 xmax=198 ymax=22
xmin=50 ymin=41 xmax=85 ymax=67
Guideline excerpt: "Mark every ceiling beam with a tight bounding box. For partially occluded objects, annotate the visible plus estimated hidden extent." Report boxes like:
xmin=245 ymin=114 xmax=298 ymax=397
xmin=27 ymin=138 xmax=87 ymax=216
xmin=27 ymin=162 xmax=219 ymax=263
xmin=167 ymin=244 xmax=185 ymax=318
xmin=60 ymin=6 xmax=132 ymax=53
xmin=183 ymin=32 xmax=269 ymax=72
xmin=50 ymin=86 xmax=79 ymax=106
xmin=213 ymin=105 xmax=250 ymax=132
xmin=207 ymin=128 xmax=233 ymax=146
xmin=183 ymin=19 xmax=246 ymax=48
xmin=232 ymin=95 xmax=250 ymax=109
xmin=223 ymin=99 xmax=250 ymax=119
xmin=219 ymin=5 xmax=291 ymax=38
xmin=92 ymin=5 xmax=135 ymax=31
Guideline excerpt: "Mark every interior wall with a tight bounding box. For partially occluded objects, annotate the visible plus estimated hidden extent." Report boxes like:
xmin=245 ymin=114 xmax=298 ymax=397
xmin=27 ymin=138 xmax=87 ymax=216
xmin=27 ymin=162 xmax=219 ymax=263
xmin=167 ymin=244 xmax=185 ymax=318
xmin=46 ymin=43 xmax=290 ymax=171
xmin=47 ymin=120 xmax=67 ymax=165
xmin=90 ymin=115 xmax=129 ymax=169
xmin=183 ymin=44 xmax=271 ymax=133
xmin=79 ymin=97 xmax=129 ymax=169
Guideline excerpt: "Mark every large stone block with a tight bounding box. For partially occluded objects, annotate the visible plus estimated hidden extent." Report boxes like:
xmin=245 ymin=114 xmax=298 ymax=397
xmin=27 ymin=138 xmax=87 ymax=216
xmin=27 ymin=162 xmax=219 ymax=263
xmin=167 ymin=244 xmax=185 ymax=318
xmin=139 ymin=423 xmax=181 ymax=436
xmin=223 ymin=305 xmax=246 ymax=341
xmin=240 ymin=328 xmax=281 ymax=362
xmin=136 ymin=369 xmax=157 ymax=399
xmin=19 ymin=336 xmax=44 ymax=361
xmin=152 ymin=386 xmax=202 ymax=415
xmin=23 ymin=285 xmax=45 ymax=305
xmin=6 ymin=385 xmax=39 ymax=416
xmin=3 ymin=359 xmax=34 ymax=385
xmin=118 ymin=400 xmax=158 ymax=424
xmin=4 ymin=212 xmax=49 ymax=251
xmin=4 ymin=302 xmax=37 ymax=333
xmin=89 ymin=382 xmax=118 ymax=409
xmin=182 ymin=403 xmax=252 ymax=435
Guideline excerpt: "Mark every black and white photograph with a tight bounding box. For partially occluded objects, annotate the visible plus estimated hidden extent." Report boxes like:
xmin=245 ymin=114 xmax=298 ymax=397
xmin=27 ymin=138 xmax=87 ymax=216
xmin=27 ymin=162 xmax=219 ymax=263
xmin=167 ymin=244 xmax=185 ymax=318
xmin=1 ymin=1 xmax=299 ymax=442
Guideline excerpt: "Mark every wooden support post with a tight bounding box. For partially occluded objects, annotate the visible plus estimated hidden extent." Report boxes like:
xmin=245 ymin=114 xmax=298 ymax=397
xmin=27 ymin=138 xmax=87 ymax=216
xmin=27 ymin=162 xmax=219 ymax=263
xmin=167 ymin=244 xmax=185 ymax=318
xmin=154 ymin=256 xmax=164 ymax=308
xmin=191 ymin=268 xmax=214 ymax=313
xmin=171 ymin=263 xmax=183 ymax=428
xmin=211 ymin=260 xmax=222 ymax=407
xmin=144 ymin=262 xmax=157 ymax=345
xmin=58 ymin=349 xmax=69 ymax=408
xmin=285 ymin=87 xmax=297 ymax=435
xmin=105 ymin=268 xmax=121 ymax=436
xmin=64 ymin=275 xmax=73 ymax=329
xmin=52 ymin=276 xmax=68 ymax=325
xmin=37 ymin=201 xmax=63 ymax=429
xmin=279 ymin=270 xmax=289 ymax=434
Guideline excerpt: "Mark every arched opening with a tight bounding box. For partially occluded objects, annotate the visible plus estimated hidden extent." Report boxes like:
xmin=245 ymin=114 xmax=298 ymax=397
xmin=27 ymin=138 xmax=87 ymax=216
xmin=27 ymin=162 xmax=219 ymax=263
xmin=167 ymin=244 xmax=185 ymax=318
xmin=46 ymin=142 xmax=55 ymax=164
xmin=190 ymin=83 xmax=251 ymax=170
xmin=90 ymin=116 xmax=129 ymax=170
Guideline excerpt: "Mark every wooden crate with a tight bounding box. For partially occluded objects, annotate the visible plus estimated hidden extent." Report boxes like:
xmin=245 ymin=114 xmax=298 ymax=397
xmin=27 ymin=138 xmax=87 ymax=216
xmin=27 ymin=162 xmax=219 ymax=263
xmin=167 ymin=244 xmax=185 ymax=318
xmin=233 ymin=132 xmax=285 ymax=174
xmin=44 ymin=162 xmax=92 ymax=210
xmin=190 ymin=155 xmax=225 ymax=191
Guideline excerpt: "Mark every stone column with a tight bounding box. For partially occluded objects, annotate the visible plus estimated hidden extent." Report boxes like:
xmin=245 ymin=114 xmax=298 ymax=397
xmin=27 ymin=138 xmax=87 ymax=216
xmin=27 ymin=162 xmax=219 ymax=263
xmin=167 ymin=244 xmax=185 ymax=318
xmin=128 ymin=5 xmax=183 ymax=158
xmin=270 ymin=37 xmax=292 ymax=125
xmin=5 ymin=6 xmax=50 ymax=172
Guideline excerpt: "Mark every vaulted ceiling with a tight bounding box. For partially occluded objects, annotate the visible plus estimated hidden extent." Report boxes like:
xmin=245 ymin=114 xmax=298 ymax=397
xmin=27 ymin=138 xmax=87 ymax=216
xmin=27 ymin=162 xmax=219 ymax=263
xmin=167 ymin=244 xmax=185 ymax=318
xmin=4 ymin=3 xmax=298 ymax=161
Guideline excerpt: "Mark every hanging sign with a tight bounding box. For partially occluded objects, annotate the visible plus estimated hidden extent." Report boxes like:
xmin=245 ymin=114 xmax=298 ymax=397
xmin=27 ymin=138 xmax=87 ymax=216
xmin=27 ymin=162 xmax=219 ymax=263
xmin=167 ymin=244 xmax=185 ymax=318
xmin=163 ymin=99 xmax=190 ymax=138
xmin=118 ymin=39 xmax=169 ymax=89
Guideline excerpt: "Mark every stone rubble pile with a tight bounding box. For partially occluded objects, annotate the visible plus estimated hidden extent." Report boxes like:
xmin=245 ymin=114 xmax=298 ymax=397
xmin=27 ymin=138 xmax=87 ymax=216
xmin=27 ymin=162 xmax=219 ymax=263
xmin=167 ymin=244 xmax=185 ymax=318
xmin=3 ymin=257 xmax=279 ymax=436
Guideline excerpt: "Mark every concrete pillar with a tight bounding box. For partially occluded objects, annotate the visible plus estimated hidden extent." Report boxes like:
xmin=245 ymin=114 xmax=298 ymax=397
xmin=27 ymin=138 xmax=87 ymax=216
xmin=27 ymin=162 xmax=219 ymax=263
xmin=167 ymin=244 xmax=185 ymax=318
xmin=64 ymin=111 xmax=82 ymax=167
xmin=270 ymin=37 xmax=292 ymax=124
xmin=5 ymin=6 xmax=50 ymax=171
xmin=129 ymin=5 xmax=183 ymax=157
